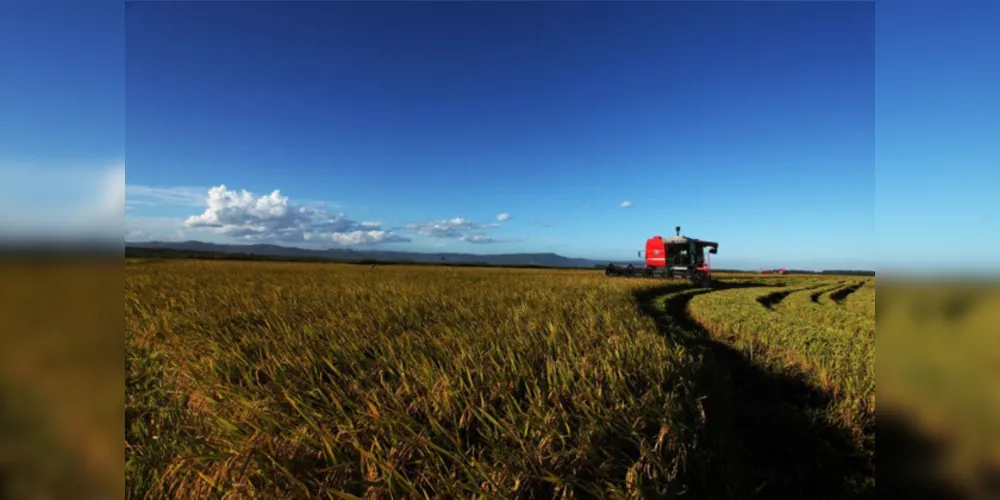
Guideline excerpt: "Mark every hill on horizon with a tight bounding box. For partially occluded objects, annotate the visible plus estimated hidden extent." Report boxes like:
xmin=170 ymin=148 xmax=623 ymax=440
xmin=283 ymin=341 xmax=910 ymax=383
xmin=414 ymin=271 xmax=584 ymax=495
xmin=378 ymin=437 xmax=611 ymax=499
xmin=125 ymin=240 xmax=875 ymax=276
xmin=126 ymin=240 xmax=622 ymax=268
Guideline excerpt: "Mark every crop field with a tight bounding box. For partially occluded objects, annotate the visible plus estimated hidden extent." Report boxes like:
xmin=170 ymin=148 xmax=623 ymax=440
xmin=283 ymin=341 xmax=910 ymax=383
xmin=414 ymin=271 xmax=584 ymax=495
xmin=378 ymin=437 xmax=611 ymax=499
xmin=125 ymin=259 xmax=1000 ymax=498
xmin=127 ymin=261 xmax=710 ymax=498
xmin=122 ymin=259 xmax=891 ymax=499
xmin=123 ymin=259 xmax=1000 ymax=499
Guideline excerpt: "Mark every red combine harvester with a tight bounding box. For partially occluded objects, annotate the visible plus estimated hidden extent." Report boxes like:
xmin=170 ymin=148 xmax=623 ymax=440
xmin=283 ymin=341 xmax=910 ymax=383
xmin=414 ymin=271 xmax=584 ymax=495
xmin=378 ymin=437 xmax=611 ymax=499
xmin=605 ymin=226 xmax=719 ymax=287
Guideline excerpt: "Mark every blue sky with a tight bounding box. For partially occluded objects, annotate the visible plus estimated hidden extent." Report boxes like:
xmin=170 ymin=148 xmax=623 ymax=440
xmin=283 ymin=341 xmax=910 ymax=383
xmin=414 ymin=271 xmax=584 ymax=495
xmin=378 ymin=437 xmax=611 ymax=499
xmin=2 ymin=1 xmax=996 ymax=271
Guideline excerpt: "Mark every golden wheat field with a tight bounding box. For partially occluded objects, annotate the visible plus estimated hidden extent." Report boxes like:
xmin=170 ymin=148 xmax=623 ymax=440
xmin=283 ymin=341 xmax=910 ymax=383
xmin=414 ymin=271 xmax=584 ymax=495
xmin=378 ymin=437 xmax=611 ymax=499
xmin=121 ymin=258 xmax=993 ymax=499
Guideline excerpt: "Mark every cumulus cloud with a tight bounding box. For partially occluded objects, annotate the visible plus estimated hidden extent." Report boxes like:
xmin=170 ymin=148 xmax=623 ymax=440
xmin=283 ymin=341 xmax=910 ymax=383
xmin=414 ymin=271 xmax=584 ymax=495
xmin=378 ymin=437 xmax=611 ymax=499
xmin=405 ymin=217 xmax=478 ymax=238
xmin=619 ymin=200 xmax=632 ymax=208
xmin=183 ymin=185 xmax=409 ymax=246
xmin=496 ymin=213 xmax=511 ymax=222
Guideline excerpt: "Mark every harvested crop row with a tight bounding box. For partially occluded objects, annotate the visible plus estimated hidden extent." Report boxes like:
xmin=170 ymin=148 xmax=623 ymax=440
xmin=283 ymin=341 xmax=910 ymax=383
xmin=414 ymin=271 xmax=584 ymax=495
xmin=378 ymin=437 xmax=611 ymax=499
xmin=776 ymin=281 xmax=848 ymax=310
xmin=126 ymin=260 xmax=706 ymax=498
xmin=753 ymin=279 xmax=835 ymax=310
xmin=827 ymin=280 xmax=865 ymax=306
xmin=649 ymin=282 xmax=874 ymax=497
xmin=815 ymin=281 xmax=850 ymax=306
xmin=777 ymin=280 xmax=875 ymax=338
xmin=843 ymin=280 xmax=876 ymax=318
xmin=688 ymin=282 xmax=874 ymax=434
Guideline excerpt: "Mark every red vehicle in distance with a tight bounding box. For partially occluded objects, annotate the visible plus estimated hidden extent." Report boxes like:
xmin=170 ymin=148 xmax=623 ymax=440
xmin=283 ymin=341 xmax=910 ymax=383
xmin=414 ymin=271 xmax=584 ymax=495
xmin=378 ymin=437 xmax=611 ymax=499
xmin=605 ymin=226 xmax=719 ymax=287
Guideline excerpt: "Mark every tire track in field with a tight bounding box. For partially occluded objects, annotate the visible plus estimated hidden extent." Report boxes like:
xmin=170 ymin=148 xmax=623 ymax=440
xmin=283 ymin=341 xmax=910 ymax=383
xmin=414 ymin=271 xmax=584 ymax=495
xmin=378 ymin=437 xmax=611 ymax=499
xmin=810 ymin=281 xmax=846 ymax=304
xmin=756 ymin=289 xmax=793 ymax=310
xmin=830 ymin=282 xmax=864 ymax=305
xmin=759 ymin=282 xmax=832 ymax=310
xmin=634 ymin=283 xmax=873 ymax=499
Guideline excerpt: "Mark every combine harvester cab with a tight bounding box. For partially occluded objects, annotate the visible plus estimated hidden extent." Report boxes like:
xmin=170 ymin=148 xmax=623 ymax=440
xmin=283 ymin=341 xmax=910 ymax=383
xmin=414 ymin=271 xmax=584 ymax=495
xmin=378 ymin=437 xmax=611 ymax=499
xmin=605 ymin=226 xmax=719 ymax=287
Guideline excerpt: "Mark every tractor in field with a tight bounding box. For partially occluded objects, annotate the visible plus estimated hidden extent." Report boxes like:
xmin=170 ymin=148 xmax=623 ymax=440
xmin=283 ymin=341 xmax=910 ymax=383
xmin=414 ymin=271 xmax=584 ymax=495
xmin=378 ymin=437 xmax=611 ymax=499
xmin=605 ymin=226 xmax=719 ymax=287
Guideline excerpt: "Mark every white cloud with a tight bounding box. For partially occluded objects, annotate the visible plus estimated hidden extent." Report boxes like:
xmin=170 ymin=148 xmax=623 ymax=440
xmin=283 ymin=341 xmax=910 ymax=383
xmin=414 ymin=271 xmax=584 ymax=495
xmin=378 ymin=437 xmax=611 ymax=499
xmin=461 ymin=233 xmax=522 ymax=244
xmin=619 ymin=201 xmax=632 ymax=209
xmin=183 ymin=185 xmax=409 ymax=246
xmin=461 ymin=234 xmax=496 ymax=244
xmin=405 ymin=217 xmax=511 ymax=242
xmin=405 ymin=217 xmax=478 ymax=238
xmin=331 ymin=230 xmax=407 ymax=246
xmin=496 ymin=213 xmax=511 ymax=222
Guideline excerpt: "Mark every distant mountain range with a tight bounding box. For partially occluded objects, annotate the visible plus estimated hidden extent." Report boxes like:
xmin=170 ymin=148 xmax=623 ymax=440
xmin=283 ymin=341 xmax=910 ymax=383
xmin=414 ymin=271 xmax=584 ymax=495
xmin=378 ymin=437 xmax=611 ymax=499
xmin=125 ymin=240 xmax=635 ymax=268
xmin=123 ymin=241 xmax=875 ymax=275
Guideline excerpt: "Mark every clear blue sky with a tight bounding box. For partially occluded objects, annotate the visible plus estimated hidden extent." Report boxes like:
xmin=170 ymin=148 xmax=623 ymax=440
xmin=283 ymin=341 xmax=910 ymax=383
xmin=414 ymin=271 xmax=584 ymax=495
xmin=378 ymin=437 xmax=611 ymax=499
xmin=2 ymin=1 xmax=996 ymax=271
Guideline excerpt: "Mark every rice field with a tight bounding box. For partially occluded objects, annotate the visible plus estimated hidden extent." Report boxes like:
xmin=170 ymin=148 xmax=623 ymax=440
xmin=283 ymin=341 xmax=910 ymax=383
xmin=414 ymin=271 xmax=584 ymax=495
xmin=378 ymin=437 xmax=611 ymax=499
xmin=121 ymin=258 xmax=939 ymax=498
xmin=126 ymin=260 xmax=706 ymax=498
xmin=688 ymin=278 xmax=875 ymax=431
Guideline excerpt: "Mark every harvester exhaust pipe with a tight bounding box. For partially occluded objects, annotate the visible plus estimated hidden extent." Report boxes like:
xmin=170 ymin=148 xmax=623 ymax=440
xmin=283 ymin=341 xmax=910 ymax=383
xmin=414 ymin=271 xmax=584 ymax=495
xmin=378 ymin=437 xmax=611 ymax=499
xmin=675 ymin=226 xmax=681 ymax=237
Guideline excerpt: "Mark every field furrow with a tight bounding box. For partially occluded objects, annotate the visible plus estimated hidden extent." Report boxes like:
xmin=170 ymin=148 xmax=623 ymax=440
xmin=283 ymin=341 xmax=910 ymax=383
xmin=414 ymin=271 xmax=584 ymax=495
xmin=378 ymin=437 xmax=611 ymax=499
xmin=641 ymin=283 xmax=874 ymax=496
xmin=844 ymin=280 xmax=876 ymax=318
xmin=776 ymin=280 xmax=875 ymax=338
xmin=816 ymin=281 xmax=849 ymax=306
xmin=688 ymin=282 xmax=875 ymax=433
xmin=830 ymin=281 xmax=865 ymax=305
xmin=755 ymin=280 xmax=831 ymax=310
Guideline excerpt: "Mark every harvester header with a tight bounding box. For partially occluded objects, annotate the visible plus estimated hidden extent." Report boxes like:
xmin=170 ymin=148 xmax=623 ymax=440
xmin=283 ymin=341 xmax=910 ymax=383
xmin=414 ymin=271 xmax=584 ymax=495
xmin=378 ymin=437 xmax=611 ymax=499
xmin=605 ymin=226 xmax=719 ymax=287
